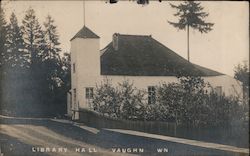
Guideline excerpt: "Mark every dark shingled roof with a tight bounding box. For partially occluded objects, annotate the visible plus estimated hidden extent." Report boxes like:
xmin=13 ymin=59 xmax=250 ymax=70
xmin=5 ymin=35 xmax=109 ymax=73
xmin=70 ymin=26 xmax=99 ymax=41
xmin=101 ymin=34 xmax=223 ymax=76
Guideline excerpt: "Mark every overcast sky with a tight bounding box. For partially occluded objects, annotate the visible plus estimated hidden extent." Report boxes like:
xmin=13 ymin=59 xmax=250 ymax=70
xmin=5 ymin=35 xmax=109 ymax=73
xmin=3 ymin=0 xmax=249 ymax=76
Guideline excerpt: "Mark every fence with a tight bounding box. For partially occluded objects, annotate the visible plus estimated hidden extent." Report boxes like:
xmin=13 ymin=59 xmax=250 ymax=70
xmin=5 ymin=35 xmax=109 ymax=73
xmin=78 ymin=109 xmax=248 ymax=148
xmin=78 ymin=108 xmax=177 ymax=135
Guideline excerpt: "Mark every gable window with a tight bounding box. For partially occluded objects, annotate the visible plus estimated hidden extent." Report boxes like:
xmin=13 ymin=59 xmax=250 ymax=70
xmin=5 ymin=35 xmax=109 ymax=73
xmin=73 ymin=63 xmax=76 ymax=73
xmin=214 ymin=86 xmax=222 ymax=96
xmin=86 ymin=87 xmax=94 ymax=99
xmin=148 ymin=86 xmax=156 ymax=104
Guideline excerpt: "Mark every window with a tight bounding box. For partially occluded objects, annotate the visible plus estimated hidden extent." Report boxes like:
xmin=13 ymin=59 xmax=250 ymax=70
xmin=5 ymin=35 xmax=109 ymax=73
xmin=214 ymin=86 xmax=222 ymax=96
xmin=86 ymin=87 xmax=94 ymax=99
xmin=148 ymin=86 xmax=156 ymax=104
xmin=73 ymin=88 xmax=76 ymax=105
xmin=73 ymin=63 xmax=76 ymax=73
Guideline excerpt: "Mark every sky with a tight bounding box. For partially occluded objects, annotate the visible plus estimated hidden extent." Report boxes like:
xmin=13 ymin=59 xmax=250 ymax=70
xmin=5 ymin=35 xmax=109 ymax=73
xmin=2 ymin=0 xmax=249 ymax=76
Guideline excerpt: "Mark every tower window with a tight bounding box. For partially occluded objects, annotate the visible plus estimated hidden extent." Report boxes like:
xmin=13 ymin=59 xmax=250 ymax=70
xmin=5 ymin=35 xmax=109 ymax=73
xmin=148 ymin=86 xmax=156 ymax=104
xmin=73 ymin=63 xmax=76 ymax=73
xmin=86 ymin=87 xmax=94 ymax=99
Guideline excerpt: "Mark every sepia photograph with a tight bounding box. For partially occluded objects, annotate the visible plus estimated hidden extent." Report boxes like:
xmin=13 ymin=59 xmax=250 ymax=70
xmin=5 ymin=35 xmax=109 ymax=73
xmin=0 ymin=0 xmax=249 ymax=156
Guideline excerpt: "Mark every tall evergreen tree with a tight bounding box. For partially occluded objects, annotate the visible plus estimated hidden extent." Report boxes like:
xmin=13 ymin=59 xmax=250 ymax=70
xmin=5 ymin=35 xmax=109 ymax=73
xmin=41 ymin=15 xmax=68 ymax=114
xmin=0 ymin=2 xmax=7 ymax=113
xmin=21 ymin=8 xmax=49 ymax=115
xmin=43 ymin=15 xmax=62 ymax=91
xmin=0 ymin=4 xmax=7 ymax=69
xmin=22 ymin=7 xmax=44 ymax=68
xmin=168 ymin=1 xmax=214 ymax=62
xmin=5 ymin=13 xmax=27 ymax=68
xmin=43 ymin=15 xmax=61 ymax=61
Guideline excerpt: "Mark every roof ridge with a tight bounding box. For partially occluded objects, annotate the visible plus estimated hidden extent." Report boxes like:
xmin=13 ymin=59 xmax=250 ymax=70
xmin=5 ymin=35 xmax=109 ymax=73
xmin=115 ymin=33 xmax=152 ymax=38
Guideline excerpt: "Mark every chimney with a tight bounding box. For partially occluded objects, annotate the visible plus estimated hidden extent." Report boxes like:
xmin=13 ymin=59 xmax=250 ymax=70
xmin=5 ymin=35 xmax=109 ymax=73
xmin=113 ymin=33 xmax=119 ymax=51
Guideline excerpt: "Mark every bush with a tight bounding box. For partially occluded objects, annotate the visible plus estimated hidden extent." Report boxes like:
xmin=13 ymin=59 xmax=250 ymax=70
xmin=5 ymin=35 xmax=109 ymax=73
xmin=92 ymin=79 xmax=120 ymax=118
xmin=156 ymin=76 xmax=244 ymax=127
xmin=92 ymin=77 xmax=245 ymax=127
xmin=92 ymin=79 xmax=146 ymax=120
xmin=117 ymin=80 xmax=146 ymax=120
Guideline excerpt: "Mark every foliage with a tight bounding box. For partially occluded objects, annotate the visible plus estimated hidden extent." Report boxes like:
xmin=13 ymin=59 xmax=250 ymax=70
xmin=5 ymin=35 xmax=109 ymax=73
xmin=92 ymin=79 xmax=120 ymax=118
xmin=154 ymin=76 xmax=211 ymax=126
xmin=168 ymin=1 xmax=214 ymax=61
xmin=59 ymin=52 xmax=71 ymax=91
xmin=22 ymin=7 xmax=45 ymax=67
xmin=92 ymin=80 xmax=146 ymax=120
xmin=156 ymin=77 xmax=244 ymax=126
xmin=0 ymin=4 xmax=7 ymax=111
xmin=234 ymin=62 xmax=249 ymax=94
xmin=0 ymin=4 xmax=7 ymax=68
xmin=234 ymin=61 xmax=249 ymax=121
xmin=117 ymin=80 xmax=146 ymax=120
xmin=5 ymin=13 xmax=27 ymax=69
xmin=168 ymin=1 xmax=214 ymax=33
xmin=92 ymin=77 xmax=244 ymax=127
xmin=0 ymin=7 xmax=70 ymax=117
xmin=145 ymin=83 xmax=182 ymax=121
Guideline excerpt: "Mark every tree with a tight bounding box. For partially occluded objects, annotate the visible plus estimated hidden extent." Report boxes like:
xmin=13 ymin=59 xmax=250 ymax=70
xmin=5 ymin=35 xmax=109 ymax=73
xmin=234 ymin=62 xmax=249 ymax=92
xmin=22 ymin=7 xmax=44 ymax=68
xmin=43 ymin=15 xmax=62 ymax=91
xmin=234 ymin=61 xmax=249 ymax=107
xmin=92 ymin=80 xmax=146 ymax=119
xmin=21 ymin=8 xmax=55 ymax=116
xmin=92 ymin=79 xmax=121 ymax=118
xmin=0 ymin=3 xmax=7 ymax=69
xmin=5 ymin=12 xmax=27 ymax=68
xmin=43 ymin=15 xmax=61 ymax=61
xmin=168 ymin=1 xmax=214 ymax=62
xmin=118 ymin=80 xmax=146 ymax=120
xmin=0 ymin=3 xmax=7 ymax=114
xmin=59 ymin=52 xmax=71 ymax=91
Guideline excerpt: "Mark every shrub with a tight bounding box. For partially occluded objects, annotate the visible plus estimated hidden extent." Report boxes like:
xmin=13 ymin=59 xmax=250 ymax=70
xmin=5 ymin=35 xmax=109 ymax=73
xmin=92 ymin=77 xmax=245 ymax=127
xmin=117 ymin=80 xmax=146 ymax=120
xmin=92 ymin=79 xmax=120 ymax=118
xmin=92 ymin=79 xmax=146 ymax=120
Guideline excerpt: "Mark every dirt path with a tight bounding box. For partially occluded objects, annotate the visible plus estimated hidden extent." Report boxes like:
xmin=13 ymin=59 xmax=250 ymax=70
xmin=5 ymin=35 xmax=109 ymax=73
xmin=1 ymin=115 xmax=248 ymax=156
xmin=0 ymin=117 xmax=136 ymax=156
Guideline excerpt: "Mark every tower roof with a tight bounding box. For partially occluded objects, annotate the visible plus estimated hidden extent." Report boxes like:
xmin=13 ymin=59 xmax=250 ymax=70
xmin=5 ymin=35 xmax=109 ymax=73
xmin=70 ymin=26 xmax=99 ymax=41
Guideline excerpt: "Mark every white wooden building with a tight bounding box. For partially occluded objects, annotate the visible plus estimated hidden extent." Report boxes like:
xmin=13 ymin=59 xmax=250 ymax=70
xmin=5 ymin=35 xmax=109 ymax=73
xmin=67 ymin=26 xmax=243 ymax=120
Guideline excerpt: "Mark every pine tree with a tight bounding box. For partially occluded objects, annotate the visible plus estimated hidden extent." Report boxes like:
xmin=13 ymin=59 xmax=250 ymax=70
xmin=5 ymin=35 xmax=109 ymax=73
xmin=0 ymin=2 xmax=7 ymax=113
xmin=5 ymin=13 xmax=27 ymax=68
xmin=21 ymin=7 xmax=48 ymax=115
xmin=42 ymin=15 xmax=65 ymax=114
xmin=0 ymin=4 xmax=7 ymax=69
xmin=43 ymin=15 xmax=61 ymax=61
xmin=22 ymin=7 xmax=44 ymax=68
xmin=168 ymin=1 xmax=214 ymax=62
xmin=43 ymin=15 xmax=62 ymax=91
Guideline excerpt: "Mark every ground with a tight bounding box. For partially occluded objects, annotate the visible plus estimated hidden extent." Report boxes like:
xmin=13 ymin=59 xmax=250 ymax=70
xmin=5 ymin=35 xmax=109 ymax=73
xmin=0 ymin=116 xmax=248 ymax=156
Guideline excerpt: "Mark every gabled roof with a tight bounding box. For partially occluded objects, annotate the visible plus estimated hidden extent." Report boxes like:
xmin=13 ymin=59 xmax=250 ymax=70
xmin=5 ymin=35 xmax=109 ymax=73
xmin=70 ymin=26 xmax=99 ymax=41
xmin=101 ymin=34 xmax=223 ymax=76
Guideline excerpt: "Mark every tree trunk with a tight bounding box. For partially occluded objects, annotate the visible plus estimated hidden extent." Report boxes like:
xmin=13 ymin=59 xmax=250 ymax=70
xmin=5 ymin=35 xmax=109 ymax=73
xmin=187 ymin=24 xmax=190 ymax=62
